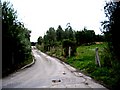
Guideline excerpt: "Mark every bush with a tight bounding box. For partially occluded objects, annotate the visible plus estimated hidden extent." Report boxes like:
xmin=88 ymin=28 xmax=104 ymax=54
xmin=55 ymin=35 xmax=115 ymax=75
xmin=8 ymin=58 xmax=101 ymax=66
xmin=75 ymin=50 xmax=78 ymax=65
xmin=62 ymin=39 xmax=77 ymax=57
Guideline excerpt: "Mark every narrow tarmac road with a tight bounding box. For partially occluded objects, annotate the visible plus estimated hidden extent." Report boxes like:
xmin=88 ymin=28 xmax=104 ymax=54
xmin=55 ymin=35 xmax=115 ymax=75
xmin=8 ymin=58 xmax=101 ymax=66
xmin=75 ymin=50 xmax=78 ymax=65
xmin=2 ymin=47 xmax=108 ymax=89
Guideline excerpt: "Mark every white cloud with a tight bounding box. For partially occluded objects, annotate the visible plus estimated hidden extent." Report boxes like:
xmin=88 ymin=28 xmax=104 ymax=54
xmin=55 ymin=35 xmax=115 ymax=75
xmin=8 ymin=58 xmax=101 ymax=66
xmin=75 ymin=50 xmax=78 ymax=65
xmin=2 ymin=0 xmax=109 ymax=42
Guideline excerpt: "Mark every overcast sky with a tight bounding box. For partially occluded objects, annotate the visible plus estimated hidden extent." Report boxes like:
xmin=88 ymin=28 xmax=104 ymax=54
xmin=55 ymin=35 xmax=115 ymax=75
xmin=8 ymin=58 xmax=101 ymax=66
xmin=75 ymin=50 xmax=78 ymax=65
xmin=2 ymin=0 xmax=113 ymax=42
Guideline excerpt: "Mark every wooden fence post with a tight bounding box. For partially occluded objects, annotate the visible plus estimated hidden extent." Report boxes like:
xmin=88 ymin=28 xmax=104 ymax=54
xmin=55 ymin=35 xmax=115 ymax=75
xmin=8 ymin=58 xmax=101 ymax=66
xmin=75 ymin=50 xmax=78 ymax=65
xmin=68 ymin=46 xmax=71 ymax=57
xmin=95 ymin=47 xmax=101 ymax=67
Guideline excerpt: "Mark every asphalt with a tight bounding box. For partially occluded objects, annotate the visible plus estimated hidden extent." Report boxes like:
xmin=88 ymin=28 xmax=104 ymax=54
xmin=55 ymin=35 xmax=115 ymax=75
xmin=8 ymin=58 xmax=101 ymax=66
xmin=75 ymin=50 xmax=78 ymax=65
xmin=2 ymin=47 xmax=108 ymax=89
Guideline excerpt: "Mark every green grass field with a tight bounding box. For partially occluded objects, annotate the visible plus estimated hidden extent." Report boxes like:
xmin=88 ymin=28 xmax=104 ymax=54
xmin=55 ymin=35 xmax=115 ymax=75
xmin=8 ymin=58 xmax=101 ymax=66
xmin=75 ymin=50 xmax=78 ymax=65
xmin=66 ymin=43 xmax=106 ymax=71
xmin=66 ymin=43 xmax=117 ymax=89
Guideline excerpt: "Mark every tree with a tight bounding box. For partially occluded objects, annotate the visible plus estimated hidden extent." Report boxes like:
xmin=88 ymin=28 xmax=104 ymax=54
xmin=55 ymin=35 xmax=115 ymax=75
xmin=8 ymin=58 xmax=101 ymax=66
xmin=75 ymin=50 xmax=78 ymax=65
xmin=43 ymin=35 xmax=49 ymax=51
xmin=75 ymin=29 xmax=95 ymax=45
xmin=101 ymin=1 xmax=120 ymax=89
xmin=46 ymin=27 xmax=56 ymax=47
xmin=84 ymin=30 xmax=95 ymax=43
xmin=42 ymin=27 xmax=57 ymax=51
xmin=95 ymin=34 xmax=105 ymax=42
xmin=37 ymin=36 xmax=43 ymax=45
xmin=64 ymin=23 xmax=75 ymax=40
xmin=101 ymin=1 xmax=120 ymax=61
xmin=56 ymin=25 xmax=64 ymax=42
xmin=2 ymin=1 xmax=32 ymax=77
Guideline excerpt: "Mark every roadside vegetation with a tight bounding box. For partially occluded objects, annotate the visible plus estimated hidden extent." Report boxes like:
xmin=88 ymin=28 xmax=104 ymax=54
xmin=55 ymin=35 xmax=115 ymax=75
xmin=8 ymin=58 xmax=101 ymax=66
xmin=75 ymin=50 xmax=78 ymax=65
xmin=2 ymin=1 xmax=33 ymax=77
xmin=66 ymin=43 xmax=116 ymax=89
xmin=36 ymin=1 xmax=120 ymax=89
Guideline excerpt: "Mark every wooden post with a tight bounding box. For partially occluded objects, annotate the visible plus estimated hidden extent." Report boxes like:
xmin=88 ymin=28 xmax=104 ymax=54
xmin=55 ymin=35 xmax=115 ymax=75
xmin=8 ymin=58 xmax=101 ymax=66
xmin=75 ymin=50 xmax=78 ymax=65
xmin=95 ymin=47 xmax=101 ymax=67
xmin=68 ymin=46 xmax=71 ymax=57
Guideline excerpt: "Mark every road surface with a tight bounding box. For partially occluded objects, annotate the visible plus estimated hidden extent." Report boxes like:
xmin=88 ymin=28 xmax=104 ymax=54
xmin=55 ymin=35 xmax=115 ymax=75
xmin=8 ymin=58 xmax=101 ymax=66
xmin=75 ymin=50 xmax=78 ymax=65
xmin=2 ymin=47 xmax=108 ymax=89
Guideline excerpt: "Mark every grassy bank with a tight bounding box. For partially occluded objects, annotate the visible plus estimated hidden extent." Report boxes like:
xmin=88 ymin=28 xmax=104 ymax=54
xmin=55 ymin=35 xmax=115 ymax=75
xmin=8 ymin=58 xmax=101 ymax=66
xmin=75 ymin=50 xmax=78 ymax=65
xmin=66 ymin=43 xmax=112 ymax=88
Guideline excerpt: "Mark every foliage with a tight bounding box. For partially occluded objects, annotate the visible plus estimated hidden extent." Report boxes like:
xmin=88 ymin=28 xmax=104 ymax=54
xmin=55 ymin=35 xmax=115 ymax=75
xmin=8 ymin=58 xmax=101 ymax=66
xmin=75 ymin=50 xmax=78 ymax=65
xmin=75 ymin=29 xmax=96 ymax=45
xmin=36 ymin=44 xmax=44 ymax=52
xmin=101 ymin=1 xmax=120 ymax=61
xmin=56 ymin=25 xmax=64 ymax=41
xmin=2 ymin=1 xmax=32 ymax=77
xmin=62 ymin=39 xmax=76 ymax=57
xmin=64 ymin=23 xmax=75 ymax=41
xmin=100 ymin=2 xmax=120 ymax=89
xmin=95 ymin=34 xmax=105 ymax=42
xmin=43 ymin=27 xmax=57 ymax=51
xmin=37 ymin=36 xmax=43 ymax=45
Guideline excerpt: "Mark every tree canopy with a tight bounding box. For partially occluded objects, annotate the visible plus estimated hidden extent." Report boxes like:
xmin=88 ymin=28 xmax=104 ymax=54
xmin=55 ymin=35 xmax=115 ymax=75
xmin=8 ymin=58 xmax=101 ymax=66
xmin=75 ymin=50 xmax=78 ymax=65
xmin=101 ymin=1 xmax=120 ymax=61
xmin=2 ymin=1 xmax=32 ymax=77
